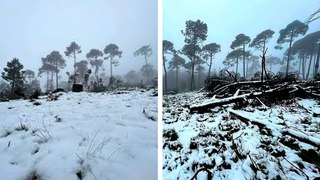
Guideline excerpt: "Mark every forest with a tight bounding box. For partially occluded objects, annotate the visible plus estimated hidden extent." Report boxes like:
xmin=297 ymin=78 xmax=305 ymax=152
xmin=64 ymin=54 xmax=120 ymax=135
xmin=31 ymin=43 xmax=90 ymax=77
xmin=0 ymin=42 xmax=157 ymax=100
xmin=163 ymin=7 xmax=320 ymax=180
xmin=163 ymin=14 xmax=320 ymax=93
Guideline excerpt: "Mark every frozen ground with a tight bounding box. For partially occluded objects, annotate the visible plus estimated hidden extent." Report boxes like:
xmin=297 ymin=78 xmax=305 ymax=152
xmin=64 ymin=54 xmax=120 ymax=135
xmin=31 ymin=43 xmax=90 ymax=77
xmin=163 ymin=92 xmax=320 ymax=180
xmin=0 ymin=90 xmax=157 ymax=180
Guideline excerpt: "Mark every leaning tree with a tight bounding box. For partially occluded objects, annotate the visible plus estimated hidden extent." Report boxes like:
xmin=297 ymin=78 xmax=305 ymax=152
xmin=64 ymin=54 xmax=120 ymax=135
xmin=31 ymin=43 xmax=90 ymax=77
xmin=181 ymin=19 xmax=208 ymax=90
xmin=65 ymin=42 xmax=81 ymax=83
xmin=134 ymin=45 xmax=152 ymax=83
xmin=202 ymin=42 xmax=221 ymax=78
xmin=104 ymin=43 xmax=122 ymax=84
xmin=169 ymin=53 xmax=185 ymax=91
xmin=86 ymin=49 xmax=104 ymax=82
xmin=231 ymin=33 xmax=251 ymax=80
xmin=275 ymin=20 xmax=308 ymax=77
xmin=163 ymin=40 xmax=175 ymax=94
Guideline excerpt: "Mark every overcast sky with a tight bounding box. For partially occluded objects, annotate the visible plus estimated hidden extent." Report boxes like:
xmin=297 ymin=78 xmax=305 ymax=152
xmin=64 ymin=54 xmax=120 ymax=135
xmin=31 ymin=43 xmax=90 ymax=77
xmin=163 ymin=0 xmax=320 ymax=72
xmin=0 ymin=0 xmax=157 ymax=82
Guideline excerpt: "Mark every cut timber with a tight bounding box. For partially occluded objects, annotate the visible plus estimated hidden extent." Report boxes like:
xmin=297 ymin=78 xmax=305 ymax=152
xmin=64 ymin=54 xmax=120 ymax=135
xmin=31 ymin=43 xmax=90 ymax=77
xmin=229 ymin=109 xmax=320 ymax=147
xmin=212 ymin=80 xmax=262 ymax=95
xmin=190 ymin=86 xmax=288 ymax=113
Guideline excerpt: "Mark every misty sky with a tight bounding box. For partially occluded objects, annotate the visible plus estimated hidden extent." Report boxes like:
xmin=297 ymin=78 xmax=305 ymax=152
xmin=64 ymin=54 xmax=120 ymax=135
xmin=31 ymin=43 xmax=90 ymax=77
xmin=0 ymin=0 xmax=157 ymax=83
xmin=163 ymin=0 xmax=320 ymax=73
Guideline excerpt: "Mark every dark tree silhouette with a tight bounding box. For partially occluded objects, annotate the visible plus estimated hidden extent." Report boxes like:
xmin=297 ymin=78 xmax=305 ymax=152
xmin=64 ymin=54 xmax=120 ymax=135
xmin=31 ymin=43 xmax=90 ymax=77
xmin=231 ymin=33 xmax=251 ymax=80
xmin=266 ymin=56 xmax=281 ymax=72
xmin=224 ymin=49 xmax=243 ymax=80
xmin=86 ymin=49 xmax=104 ymax=82
xmin=250 ymin=29 xmax=275 ymax=51
xmin=247 ymin=55 xmax=261 ymax=78
xmin=39 ymin=59 xmax=56 ymax=92
xmin=169 ymin=53 xmax=185 ymax=91
xmin=134 ymin=45 xmax=152 ymax=83
xmin=292 ymin=31 xmax=320 ymax=79
xmin=163 ymin=40 xmax=175 ymax=94
xmin=181 ymin=19 xmax=207 ymax=90
xmin=202 ymin=43 xmax=221 ymax=78
xmin=65 ymin=42 xmax=81 ymax=83
xmin=75 ymin=60 xmax=88 ymax=82
xmin=104 ymin=43 xmax=122 ymax=84
xmin=140 ymin=64 xmax=155 ymax=82
xmin=194 ymin=57 xmax=206 ymax=89
xmin=43 ymin=51 xmax=66 ymax=89
xmin=23 ymin=69 xmax=35 ymax=83
xmin=125 ymin=70 xmax=139 ymax=85
xmin=275 ymin=20 xmax=308 ymax=77
xmin=2 ymin=58 xmax=24 ymax=92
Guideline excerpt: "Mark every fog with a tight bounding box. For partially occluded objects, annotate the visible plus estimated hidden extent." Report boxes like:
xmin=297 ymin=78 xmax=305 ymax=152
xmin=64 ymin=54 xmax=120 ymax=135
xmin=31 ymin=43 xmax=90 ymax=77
xmin=0 ymin=0 xmax=157 ymax=87
xmin=163 ymin=0 xmax=320 ymax=74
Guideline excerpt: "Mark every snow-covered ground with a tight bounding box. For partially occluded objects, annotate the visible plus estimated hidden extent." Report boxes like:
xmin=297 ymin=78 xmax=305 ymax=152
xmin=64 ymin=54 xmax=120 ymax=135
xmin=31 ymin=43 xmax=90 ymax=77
xmin=163 ymin=92 xmax=320 ymax=180
xmin=0 ymin=90 xmax=157 ymax=180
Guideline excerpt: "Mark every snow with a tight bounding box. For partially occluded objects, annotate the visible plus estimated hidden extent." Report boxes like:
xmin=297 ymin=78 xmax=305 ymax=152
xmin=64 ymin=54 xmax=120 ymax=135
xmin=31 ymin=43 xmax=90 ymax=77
xmin=0 ymin=90 xmax=157 ymax=180
xmin=163 ymin=92 xmax=320 ymax=180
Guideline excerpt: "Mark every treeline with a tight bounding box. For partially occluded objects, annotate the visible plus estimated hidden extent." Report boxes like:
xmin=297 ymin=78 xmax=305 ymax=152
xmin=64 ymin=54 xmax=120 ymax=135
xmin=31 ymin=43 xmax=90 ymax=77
xmin=1 ymin=42 xmax=157 ymax=99
xmin=163 ymin=18 xmax=320 ymax=93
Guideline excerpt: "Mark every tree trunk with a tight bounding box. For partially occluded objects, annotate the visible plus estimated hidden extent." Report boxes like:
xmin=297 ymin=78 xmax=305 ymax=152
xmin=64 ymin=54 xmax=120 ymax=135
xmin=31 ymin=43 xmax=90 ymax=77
xmin=246 ymin=57 xmax=249 ymax=78
xmin=191 ymin=60 xmax=195 ymax=90
xmin=306 ymin=52 xmax=314 ymax=79
xmin=74 ymin=51 xmax=76 ymax=83
xmin=144 ymin=55 xmax=149 ymax=83
xmin=298 ymin=58 xmax=301 ymax=76
xmin=46 ymin=71 xmax=49 ymax=92
xmin=163 ymin=56 xmax=168 ymax=94
xmin=11 ymin=74 xmax=15 ymax=92
xmin=176 ymin=67 xmax=179 ymax=92
xmin=95 ymin=58 xmax=99 ymax=82
xmin=207 ymin=54 xmax=212 ymax=78
xmin=314 ymin=43 xmax=320 ymax=76
xmin=51 ymin=71 xmax=54 ymax=91
xmin=286 ymin=31 xmax=294 ymax=77
xmin=110 ymin=57 xmax=113 ymax=79
xmin=302 ymin=52 xmax=306 ymax=79
xmin=198 ymin=64 xmax=201 ymax=89
xmin=55 ymin=60 xmax=58 ymax=89
xmin=235 ymin=56 xmax=239 ymax=81
xmin=243 ymin=44 xmax=246 ymax=79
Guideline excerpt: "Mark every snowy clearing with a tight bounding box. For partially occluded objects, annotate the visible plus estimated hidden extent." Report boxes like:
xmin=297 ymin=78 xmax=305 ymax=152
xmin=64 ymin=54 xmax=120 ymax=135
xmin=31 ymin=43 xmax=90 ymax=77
xmin=163 ymin=92 xmax=320 ymax=180
xmin=0 ymin=90 xmax=157 ymax=180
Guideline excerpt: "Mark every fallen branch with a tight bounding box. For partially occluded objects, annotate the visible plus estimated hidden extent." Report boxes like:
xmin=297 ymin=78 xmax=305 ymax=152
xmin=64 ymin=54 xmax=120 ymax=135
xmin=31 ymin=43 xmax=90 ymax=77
xmin=212 ymin=81 xmax=262 ymax=95
xmin=190 ymin=86 xmax=285 ymax=113
xmin=283 ymin=157 xmax=309 ymax=180
xmin=189 ymin=167 xmax=213 ymax=180
xmin=228 ymin=109 xmax=320 ymax=147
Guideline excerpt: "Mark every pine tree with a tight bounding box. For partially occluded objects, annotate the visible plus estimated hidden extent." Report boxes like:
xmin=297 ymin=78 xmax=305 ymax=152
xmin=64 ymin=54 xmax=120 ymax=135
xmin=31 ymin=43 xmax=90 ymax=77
xmin=1 ymin=58 xmax=24 ymax=92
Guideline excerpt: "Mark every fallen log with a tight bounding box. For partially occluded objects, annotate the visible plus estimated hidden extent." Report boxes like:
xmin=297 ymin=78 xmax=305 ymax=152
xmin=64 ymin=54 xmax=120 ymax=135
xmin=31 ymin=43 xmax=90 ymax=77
xmin=228 ymin=109 xmax=320 ymax=147
xmin=212 ymin=80 xmax=262 ymax=95
xmin=190 ymin=85 xmax=290 ymax=113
